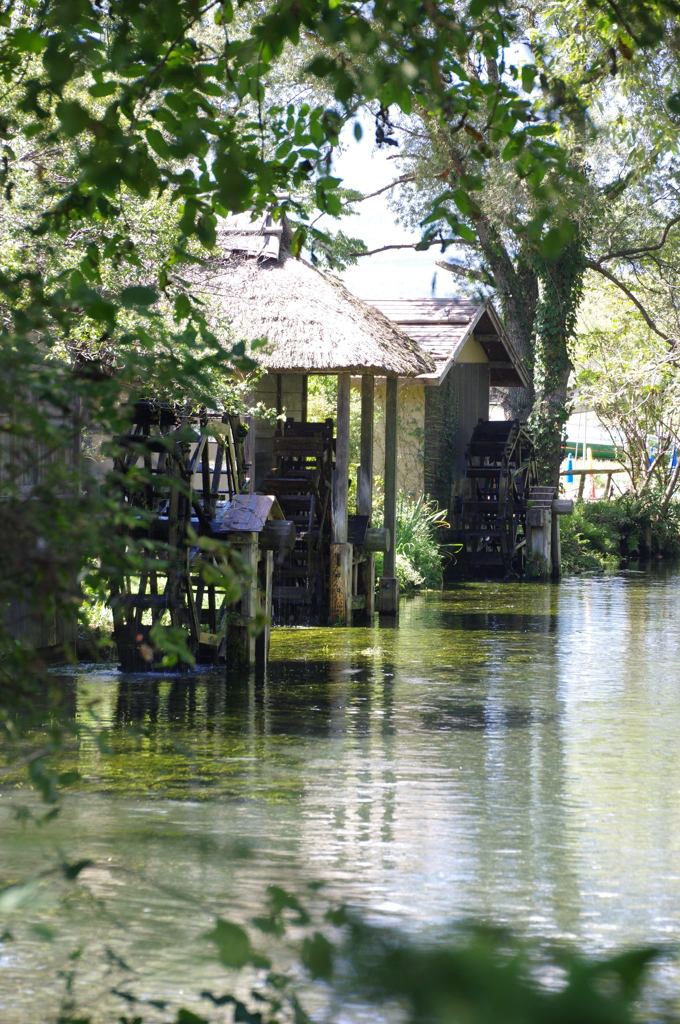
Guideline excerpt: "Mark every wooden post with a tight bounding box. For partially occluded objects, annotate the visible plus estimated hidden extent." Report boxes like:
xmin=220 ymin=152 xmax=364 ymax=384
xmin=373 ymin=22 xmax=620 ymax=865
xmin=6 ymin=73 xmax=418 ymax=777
xmin=255 ymin=548 xmax=273 ymax=669
xmin=301 ymin=374 xmax=308 ymax=424
xmin=243 ymin=413 xmax=255 ymax=494
xmin=330 ymin=372 xmax=351 ymax=623
xmin=551 ymin=513 xmax=561 ymax=579
xmin=225 ymin=532 xmax=258 ymax=668
xmin=357 ymin=375 xmax=374 ymax=518
xmin=357 ymin=375 xmax=375 ymax=620
xmin=527 ymin=509 xmax=552 ymax=580
xmin=379 ymin=374 xmax=399 ymax=615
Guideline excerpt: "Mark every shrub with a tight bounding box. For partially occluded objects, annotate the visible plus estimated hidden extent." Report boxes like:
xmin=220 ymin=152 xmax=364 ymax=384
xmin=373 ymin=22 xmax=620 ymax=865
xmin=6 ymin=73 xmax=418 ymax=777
xmin=560 ymin=491 xmax=680 ymax=573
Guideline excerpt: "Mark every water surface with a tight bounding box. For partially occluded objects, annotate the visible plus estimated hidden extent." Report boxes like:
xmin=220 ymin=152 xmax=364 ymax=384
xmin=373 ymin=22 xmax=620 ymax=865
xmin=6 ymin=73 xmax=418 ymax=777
xmin=3 ymin=569 xmax=680 ymax=1019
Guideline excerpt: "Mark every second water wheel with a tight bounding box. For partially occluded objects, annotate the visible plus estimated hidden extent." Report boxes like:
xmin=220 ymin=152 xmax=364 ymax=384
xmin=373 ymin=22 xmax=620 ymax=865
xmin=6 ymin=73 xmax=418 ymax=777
xmin=458 ymin=419 xmax=538 ymax=577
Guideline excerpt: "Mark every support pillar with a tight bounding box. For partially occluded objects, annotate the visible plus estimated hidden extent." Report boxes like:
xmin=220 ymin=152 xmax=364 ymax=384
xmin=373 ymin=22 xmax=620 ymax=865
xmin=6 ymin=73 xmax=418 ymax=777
xmin=379 ymin=374 xmax=399 ymax=615
xmin=551 ymin=513 xmax=561 ymax=580
xmin=527 ymin=508 xmax=552 ymax=580
xmin=255 ymin=548 xmax=273 ymax=668
xmin=357 ymin=374 xmax=375 ymax=620
xmin=330 ymin=372 xmax=351 ymax=624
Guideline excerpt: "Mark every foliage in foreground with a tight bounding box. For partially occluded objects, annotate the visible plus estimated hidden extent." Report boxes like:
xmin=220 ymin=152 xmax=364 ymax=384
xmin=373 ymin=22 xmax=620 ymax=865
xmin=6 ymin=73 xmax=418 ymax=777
xmin=374 ymin=491 xmax=453 ymax=593
xmin=0 ymin=868 xmax=671 ymax=1024
xmin=560 ymin=493 xmax=680 ymax=573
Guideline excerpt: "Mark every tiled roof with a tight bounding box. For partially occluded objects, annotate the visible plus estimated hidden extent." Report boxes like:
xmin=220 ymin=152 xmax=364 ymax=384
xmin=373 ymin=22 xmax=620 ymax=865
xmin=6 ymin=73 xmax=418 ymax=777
xmin=368 ymin=298 xmax=528 ymax=387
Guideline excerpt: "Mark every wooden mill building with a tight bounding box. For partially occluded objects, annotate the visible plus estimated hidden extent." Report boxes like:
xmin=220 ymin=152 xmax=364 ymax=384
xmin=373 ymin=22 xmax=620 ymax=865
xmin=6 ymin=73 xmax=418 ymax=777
xmin=368 ymin=298 xmax=529 ymax=517
xmin=193 ymin=213 xmax=434 ymax=624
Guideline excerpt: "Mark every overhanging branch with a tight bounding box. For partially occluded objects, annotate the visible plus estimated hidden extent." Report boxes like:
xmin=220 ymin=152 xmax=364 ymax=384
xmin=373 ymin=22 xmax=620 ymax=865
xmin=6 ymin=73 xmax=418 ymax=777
xmin=584 ymin=259 xmax=677 ymax=349
xmin=593 ymin=215 xmax=680 ymax=265
xmin=436 ymin=259 xmax=492 ymax=285
xmin=350 ymin=239 xmax=444 ymax=257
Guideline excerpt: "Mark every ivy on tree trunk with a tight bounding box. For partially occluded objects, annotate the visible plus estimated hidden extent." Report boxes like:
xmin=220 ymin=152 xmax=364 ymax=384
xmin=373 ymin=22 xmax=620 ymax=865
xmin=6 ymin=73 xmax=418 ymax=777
xmin=530 ymin=237 xmax=586 ymax=487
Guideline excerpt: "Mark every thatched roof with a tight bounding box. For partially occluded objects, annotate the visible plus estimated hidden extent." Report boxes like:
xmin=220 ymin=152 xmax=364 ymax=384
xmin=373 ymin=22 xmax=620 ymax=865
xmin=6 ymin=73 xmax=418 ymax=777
xmin=193 ymin=241 xmax=435 ymax=377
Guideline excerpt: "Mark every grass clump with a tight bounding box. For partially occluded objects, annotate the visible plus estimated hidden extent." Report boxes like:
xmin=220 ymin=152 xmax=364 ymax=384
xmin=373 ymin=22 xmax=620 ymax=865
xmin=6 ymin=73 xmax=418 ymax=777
xmin=375 ymin=493 xmax=453 ymax=593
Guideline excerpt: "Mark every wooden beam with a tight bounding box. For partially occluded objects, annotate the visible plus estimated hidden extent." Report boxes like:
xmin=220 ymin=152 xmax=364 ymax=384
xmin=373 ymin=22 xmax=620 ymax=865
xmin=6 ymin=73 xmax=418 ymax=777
xmin=383 ymin=374 xmax=398 ymax=578
xmin=330 ymin=372 xmax=352 ymax=625
xmin=301 ymin=374 xmax=308 ymax=423
xmin=357 ymin=374 xmax=375 ymax=621
xmin=333 ymin=372 xmax=350 ymax=544
xmin=357 ymin=375 xmax=374 ymax=518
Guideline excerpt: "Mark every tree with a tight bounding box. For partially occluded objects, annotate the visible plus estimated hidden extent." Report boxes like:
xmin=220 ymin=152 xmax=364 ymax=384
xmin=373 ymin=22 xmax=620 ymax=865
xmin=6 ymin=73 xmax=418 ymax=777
xmin=319 ymin=0 xmax=680 ymax=485
xmin=576 ymin=281 xmax=680 ymax=507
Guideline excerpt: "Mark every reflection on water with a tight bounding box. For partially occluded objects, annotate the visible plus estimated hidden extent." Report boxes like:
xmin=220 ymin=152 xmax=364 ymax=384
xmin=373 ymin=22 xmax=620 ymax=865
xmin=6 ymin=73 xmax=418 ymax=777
xmin=3 ymin=569 xmax=680 ymax=1019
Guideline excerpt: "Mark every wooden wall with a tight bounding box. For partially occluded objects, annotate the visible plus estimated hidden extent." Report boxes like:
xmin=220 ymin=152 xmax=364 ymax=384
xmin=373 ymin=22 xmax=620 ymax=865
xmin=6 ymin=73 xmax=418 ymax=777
xmin=372 ymin=380 xmax=425 ymax=497
xmin=424 ymin=363 xmax=490 ymax=512
xmin=3 ymin=599 xmax=78 ymax=656
xmin=250 ymin=373 xmax=305 ymax=490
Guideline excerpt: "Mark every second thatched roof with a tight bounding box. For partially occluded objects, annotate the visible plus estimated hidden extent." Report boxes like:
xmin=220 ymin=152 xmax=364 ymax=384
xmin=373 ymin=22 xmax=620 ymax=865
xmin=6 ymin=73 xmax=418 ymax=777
xmin=193 ymin=246 xmax=436 ymax=377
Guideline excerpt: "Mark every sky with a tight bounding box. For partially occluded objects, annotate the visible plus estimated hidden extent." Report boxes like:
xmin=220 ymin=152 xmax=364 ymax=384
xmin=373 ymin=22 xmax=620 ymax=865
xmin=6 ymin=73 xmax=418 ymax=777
xmin=322 ymin=117 xmax=467 ymax=301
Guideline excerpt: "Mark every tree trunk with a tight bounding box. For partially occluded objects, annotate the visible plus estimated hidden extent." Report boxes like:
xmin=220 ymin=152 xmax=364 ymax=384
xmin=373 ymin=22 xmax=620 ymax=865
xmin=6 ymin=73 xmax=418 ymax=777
xmin=475 ymin=224 xmax=539 ymax=418
xmin=530 ymin=239 xmax=585 ymax=488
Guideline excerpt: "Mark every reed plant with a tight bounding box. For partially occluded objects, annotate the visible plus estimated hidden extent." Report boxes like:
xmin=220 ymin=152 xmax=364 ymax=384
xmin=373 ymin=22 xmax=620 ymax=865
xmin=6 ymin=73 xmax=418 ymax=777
xmin=374 ymin=490 xmax=453 ymax=592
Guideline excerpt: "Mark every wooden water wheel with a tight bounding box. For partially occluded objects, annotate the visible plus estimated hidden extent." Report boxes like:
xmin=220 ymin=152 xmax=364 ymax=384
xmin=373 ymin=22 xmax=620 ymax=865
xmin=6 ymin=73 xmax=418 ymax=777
xmin=258 ymin=418 xmax=334 ymax=624
xmin=109 ymin=401 xmax=250 ymax=671
xmin=458 ymin=419 xmax=538 ymax=577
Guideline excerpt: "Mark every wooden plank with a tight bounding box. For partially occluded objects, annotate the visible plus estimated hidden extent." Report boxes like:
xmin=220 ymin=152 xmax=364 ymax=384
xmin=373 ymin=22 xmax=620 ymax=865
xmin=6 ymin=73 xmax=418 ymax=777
xmin=214 ymin=493 xmax=282 ymax=532
xmin=560 ymin=468 xmax=626 ymax=475
xmin=348 ymin=514 xmax=369 ymax=545
xmin=273 ymin=436 xmax=324 ymax=456
xmin=383 ymin=374 xmax=398 ymax=579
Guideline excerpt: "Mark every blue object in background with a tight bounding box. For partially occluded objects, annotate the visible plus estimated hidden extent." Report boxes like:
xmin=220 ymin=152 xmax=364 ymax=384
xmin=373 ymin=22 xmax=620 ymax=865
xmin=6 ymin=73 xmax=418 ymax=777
xmin=673 ymin=450 xmax=678 ymax=469
xmin=566 ymin=454 xmax=574 ymax=483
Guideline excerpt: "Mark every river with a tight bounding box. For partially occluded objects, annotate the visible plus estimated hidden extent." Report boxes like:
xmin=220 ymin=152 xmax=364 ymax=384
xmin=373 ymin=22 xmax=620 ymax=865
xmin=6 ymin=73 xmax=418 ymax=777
xmin=2 ymin=568 xmax=680 ymax=1020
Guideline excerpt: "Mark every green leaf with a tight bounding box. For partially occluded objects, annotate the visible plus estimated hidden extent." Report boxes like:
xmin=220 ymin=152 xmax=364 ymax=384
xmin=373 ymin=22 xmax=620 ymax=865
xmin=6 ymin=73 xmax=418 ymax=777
xmin=174 ymin=294 xmax=191 ymax=319
xmin=12 ymin=28 xmax=45 ymax=54
xmin=146 ymin=128 xmax=172 ymax=160
xmin=120 ymin=286 xmax=159 ymax=307
xmin=324 ymin=904 xmax=349 ymax=926
xmin=62 ymin=859 xmax=93 ymax=880
xmin=667 ymin=91 xmax=680 ymax=115
xmin=521 ymin=65 xmax=536 ymax=93
xmin=301 ymin=932 xmax=334 ymax=980
xmin=88 ymin=82 xmax=118 ymax=98
xmin=0 ymin=881 xmax=40 ymax=913
xmin=525 ymin=123 xmax=558 ymax=137
xmin=204 ymin=919 xmax=253 ymax=968
xmin=57 ymin=770 xmax=81 ymax=787
xmin=56 ymin=102 xmax=91 ymax=137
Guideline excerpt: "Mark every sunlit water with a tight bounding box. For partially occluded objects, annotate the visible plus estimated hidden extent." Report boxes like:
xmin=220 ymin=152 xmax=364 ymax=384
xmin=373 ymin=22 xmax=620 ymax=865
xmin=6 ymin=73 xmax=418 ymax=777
xmin=3 ymin=568 xmax=680 ymax=1020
